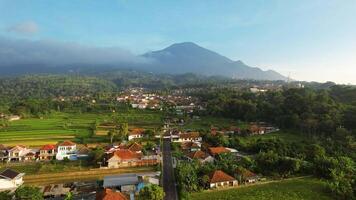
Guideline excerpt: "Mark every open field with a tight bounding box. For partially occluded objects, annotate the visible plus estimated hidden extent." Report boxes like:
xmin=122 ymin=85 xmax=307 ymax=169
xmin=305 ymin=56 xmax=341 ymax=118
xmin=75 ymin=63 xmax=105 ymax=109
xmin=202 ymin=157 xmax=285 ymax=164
xmin=181 ymin=116 xmax=247 ymax=130
xmin=23 ymin=166 xmax=156 ymax=185
xmin=0 ymin=109 xmax=163 ymax=146
xmin=190 ymin=178 xmax=331 ymax=200
xmin=236 ymin=130 xmax=308 ymax=145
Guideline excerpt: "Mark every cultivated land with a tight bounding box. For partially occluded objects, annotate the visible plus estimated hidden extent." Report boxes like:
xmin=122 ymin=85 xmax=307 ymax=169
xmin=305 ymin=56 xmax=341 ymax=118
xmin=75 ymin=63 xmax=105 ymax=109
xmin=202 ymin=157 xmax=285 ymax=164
xmin=0 ymin=109 xmax=163 ymax=146
xmin=190 ymin=178 xmax=332 ymax=200
xmin=23 ymin=166 xmax=156 ymax=185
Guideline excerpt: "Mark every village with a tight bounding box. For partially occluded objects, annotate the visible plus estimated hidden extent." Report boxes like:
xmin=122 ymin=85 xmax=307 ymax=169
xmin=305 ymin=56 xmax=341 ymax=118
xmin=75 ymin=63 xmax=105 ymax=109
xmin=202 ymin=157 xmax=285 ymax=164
xmin=0 ymin=87 xmax=282 ymax=200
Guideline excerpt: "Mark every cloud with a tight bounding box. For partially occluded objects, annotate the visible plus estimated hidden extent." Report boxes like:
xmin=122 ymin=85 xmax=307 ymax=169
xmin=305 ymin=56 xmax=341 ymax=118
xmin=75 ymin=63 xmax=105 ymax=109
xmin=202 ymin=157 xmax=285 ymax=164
xmin=6 ymin=21 xmax=39 ymax=35
xmin=0 ymin=37 xmax=152 ymax=68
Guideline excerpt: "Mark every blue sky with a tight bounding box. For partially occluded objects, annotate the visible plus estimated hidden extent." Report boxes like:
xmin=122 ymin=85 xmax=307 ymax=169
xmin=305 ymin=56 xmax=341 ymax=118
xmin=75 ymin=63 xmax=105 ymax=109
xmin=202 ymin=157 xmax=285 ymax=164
xmin=0 ymin=0 xmax=355 ymax=84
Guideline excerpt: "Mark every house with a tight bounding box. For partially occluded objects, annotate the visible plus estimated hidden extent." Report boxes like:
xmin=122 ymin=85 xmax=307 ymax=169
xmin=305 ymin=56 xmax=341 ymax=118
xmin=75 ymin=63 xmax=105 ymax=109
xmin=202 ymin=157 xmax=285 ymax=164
xmin=249 ymin=125 xmax=265 ymax=135
xmin=56 ymin=141 xmax=77 ymax=161
xmin=0 ymin=169 xmax=24 ymax=190
xmin=8 ymin=115 xmax=21 ymax=121
xmin=103 ymin=174 xmax=142 ymax=192
xmin=208 ymin=147 xmax=230 ymax=157
xmin=39 ymin=144 xmax=57 ymax=160
xmin=107 ymin=149 xmax=141 ymax=168
xmin=128 ymin=142 xmax=143 ymax=153
xmin=181 ymin=142 xmax=201 ymax=152
xmin=7 ymin=145 xmax=30 ymax=162
xmin=96 ymin=188 xmax=128 ymax=200
xmin=186 ymin=151 xmax=214 ymax=163
xmin=24 ymin=151 xmax=37 ymax=161
xmin=175 ymin=132 xmax=202 ymax=142
xmin=209 ymin=170 xmax=238 ymax=189
xmin=236 ymin=168 xmax=259 ymax=184
xmin=128 ymin=129 xmax=145 ymax=141
xmin=76 ymin=145 xmax=90 ymax=159
xmin=0 ymin=144 xmax=8 ymax=162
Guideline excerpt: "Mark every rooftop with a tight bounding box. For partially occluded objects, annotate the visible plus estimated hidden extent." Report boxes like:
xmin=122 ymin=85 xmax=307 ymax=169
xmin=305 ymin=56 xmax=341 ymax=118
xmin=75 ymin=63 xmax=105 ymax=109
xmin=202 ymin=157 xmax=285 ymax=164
xmin=209 ymin=170 xmax=236 ymax=183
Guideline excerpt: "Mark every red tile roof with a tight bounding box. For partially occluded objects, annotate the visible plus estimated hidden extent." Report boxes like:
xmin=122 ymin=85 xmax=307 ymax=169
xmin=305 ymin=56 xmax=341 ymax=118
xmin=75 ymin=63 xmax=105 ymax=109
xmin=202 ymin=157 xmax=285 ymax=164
xmin=40 ymin=144 xmax=56 ymax=150
xmin=129 ymin=128 xmax=145 ymax=136
xmin=113 ymin=149 xmax=141 ymax=160
xmin=236 ymin=168 xmax=257 ymax=178
xmin=209 ymin=170 xmax=236 ymax=183
xmin=96 ymin=189 xmax=128 ymax=200
xmin=180 ymin=132 xmax=200 ymax=139
xmin=181 ymin=142 xmax=200 ymax=150
xmin=187 ymin=150 xmax=208 ymax=160
xmin=58 ymin=141 xmax=76 ymax=146
xmin=128 ymin=142 xmax=143 ymax=152
xmin=209 ymin=147 xmax=230 ymax=156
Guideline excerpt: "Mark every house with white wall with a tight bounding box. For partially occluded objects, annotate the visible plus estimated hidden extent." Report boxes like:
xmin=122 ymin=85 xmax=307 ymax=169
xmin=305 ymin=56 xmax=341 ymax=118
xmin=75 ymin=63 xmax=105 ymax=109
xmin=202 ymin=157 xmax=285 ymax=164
xmin=0 ymin=169 xmax=24 ymax=191
xmin=56 ymin=141 xmax=77 ymax=160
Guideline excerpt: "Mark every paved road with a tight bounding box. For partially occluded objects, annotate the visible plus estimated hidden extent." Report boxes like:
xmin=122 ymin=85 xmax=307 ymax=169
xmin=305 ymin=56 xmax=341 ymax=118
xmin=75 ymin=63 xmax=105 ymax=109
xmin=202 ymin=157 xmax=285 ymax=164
xmin=162 ymin=138 xmax=178 ymax=200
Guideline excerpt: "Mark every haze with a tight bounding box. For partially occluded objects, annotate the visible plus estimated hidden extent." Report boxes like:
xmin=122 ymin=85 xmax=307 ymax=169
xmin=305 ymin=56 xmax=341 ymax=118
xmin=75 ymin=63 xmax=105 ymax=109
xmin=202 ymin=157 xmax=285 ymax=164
xmin=0 ymin=0 xmax=355 ymax=84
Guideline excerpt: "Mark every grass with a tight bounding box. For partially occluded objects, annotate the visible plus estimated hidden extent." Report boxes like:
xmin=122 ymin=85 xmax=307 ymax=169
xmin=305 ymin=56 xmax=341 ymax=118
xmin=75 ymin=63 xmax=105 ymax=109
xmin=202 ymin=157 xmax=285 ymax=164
xmin=236 ymin=130 xmax=308 ymax=146
xmin=189 ymin=178 xmax=331 ymax=200
xmin=23 ymin=166 xmax=156 ymax=185
xmin=181 ymin=116 xmax=247 ymax=130
xmin=0 ymin=109 xmax=163 ymax=146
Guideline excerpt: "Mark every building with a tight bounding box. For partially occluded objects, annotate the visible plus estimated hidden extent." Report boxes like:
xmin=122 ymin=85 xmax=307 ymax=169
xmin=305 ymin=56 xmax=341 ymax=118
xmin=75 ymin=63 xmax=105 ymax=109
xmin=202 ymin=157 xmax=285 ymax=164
xmin=96 ymin=189 xmax=128 ymax=200
xmin=39 ymin=144 xmax=57 ymax=160
xmin=7 ymin=145 xmax=30 ymax=162
xmin=128 ymin=129 xmax=145 ymax=141
xmin=236 ymin=168 xmax=259 ymax=184
xmin=209 ymin=170 xmax=238 ymax=189
xmin=56 ymin=141 xmax=77 ymax=161
xmin=181 ymin=141 xmax=201 ymax=152
xmin=128 ymin=142 xmax=143 ymax=153
xmin=8 ymin=115 xmax=21 ymax=121
xmin=208 ymin=147 xmax=230 ymax=157
xmin=186 ymin=150 xmax=214 ymax=163
xmin=103 ymin=174 xmax=142 ymax=192
xmin=174 ymin=132 xmax=202 ymax=142
xmin=0 ymin=169 xmax=24 ymax=190
xmin=0 ymin=144 xmax=8 ymax=162
xmin=107 ymin=149 xmax=141 ymax=168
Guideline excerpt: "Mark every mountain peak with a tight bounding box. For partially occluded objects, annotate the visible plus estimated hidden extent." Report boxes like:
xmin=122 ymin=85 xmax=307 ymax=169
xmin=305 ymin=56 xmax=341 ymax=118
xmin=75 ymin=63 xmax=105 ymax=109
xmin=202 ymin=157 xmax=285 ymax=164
xmin=143 ymin=42 xmax=287 ymax=81
xmin=164 ymin=42 xmax=204 ymax=51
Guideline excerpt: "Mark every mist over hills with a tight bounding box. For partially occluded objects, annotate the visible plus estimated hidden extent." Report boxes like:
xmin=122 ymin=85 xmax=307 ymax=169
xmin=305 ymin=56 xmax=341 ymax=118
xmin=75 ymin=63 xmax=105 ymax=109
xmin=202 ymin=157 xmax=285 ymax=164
xmin=143 ymin=42 xmax=287 ymax=80
xmin=0 ymin=38 xmax=287 ymax=80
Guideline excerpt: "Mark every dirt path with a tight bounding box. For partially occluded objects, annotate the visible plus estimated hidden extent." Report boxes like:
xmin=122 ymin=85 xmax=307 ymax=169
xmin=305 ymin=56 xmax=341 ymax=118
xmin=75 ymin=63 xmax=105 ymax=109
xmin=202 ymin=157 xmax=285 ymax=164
xmin=24 ymin=166 xmax=155 ymax=185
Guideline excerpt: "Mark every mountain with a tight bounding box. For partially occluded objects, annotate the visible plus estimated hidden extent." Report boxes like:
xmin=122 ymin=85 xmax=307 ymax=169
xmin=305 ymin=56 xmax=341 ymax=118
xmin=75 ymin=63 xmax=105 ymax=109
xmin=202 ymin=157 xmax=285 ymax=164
xmin=0 ymin=39 xmax=287 ymax=81
xmin=143 ymin=42 xmax=287 ymax=80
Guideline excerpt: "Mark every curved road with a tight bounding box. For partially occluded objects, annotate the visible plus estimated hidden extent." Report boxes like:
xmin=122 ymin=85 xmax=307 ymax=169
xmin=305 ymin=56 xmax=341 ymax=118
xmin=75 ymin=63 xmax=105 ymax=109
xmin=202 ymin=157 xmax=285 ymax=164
xmin=162 ymin=138 xmax=178 ymax=200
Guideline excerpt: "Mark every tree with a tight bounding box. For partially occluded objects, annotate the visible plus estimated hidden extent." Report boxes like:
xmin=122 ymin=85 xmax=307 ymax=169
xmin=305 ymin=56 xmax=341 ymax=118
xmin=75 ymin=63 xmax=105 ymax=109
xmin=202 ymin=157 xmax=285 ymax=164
xmin=64 ymin=192 xmax=73 ymax=200
xmin=138 ymin=185 xmax=164 ymax=200
xmin=0 ymin=191 xmax=12 ymax=200
xmin=15 ymin=186 xmax=43 ymax=200
xmin=176 ymin=162 xmax=199 ymax=192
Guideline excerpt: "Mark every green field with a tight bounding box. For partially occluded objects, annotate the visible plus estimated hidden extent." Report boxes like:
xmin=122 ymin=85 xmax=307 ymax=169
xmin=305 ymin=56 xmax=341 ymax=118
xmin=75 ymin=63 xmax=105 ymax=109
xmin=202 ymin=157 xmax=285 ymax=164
xmin=190 ymin=178 xmax=331 ymax=200
xmin=0 ymin=109 xmax=163 ymax=146
xmin=182 ymin=116 xmax=247 ymax=130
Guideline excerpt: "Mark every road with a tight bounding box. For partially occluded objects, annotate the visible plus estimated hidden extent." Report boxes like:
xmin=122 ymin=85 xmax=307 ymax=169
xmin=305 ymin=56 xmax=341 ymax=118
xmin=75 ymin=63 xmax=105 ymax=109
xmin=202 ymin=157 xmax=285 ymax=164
xmin=162 ymin=138 xmax=178 ymax=200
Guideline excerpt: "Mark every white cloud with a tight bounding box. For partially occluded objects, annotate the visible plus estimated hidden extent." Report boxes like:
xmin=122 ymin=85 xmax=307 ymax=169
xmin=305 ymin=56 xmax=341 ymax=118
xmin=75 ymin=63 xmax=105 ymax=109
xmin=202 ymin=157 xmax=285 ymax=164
xmin=6 ymin=21 xmax=39 ymax=35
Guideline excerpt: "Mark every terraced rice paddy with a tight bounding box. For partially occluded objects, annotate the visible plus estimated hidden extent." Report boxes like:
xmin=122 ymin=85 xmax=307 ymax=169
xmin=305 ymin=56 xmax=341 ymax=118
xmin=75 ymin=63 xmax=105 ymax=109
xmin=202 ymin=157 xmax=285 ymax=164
xmin=0 ymin=109 xmax=163 ymax=146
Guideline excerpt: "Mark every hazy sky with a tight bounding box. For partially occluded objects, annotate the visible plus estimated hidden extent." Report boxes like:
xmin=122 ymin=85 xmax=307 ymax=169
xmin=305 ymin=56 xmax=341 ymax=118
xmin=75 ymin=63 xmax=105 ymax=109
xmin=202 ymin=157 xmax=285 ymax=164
xmin=0 ymin=0 xmax=355 ymax=84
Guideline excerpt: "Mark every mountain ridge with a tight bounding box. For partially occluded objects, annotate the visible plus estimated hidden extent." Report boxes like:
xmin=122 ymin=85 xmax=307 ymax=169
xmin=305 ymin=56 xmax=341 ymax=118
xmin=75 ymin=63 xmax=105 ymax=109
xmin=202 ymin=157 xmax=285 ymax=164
xmin=143 ymin=42 xmax=287 ymax=81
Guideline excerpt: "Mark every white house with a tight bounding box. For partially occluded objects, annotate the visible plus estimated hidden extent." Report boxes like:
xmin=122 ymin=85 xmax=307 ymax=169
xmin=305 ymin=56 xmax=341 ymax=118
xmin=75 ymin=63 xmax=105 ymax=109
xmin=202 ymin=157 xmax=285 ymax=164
xmin=128 ymin=129 xmax=145 ymax=141
xmin=209 ymin=170 xmax=238 ymax=189
xmin=0 ymin=169 xmax=24 ymax=191
xmin=7 ymin=145 xmax=30 ymax=162
xmin=56 ymin=141 xmax=77 ymax=160
xmin=173 ymin=132 xmax=202 ymax=143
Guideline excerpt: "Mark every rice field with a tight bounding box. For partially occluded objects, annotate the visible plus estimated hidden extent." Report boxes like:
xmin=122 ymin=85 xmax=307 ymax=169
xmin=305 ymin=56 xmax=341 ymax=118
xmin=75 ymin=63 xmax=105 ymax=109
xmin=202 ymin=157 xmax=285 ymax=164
xmin=0 ymin=109 xmax=163 ymax=147
xmin=190 ymin=178 xmax=331 ymax=200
